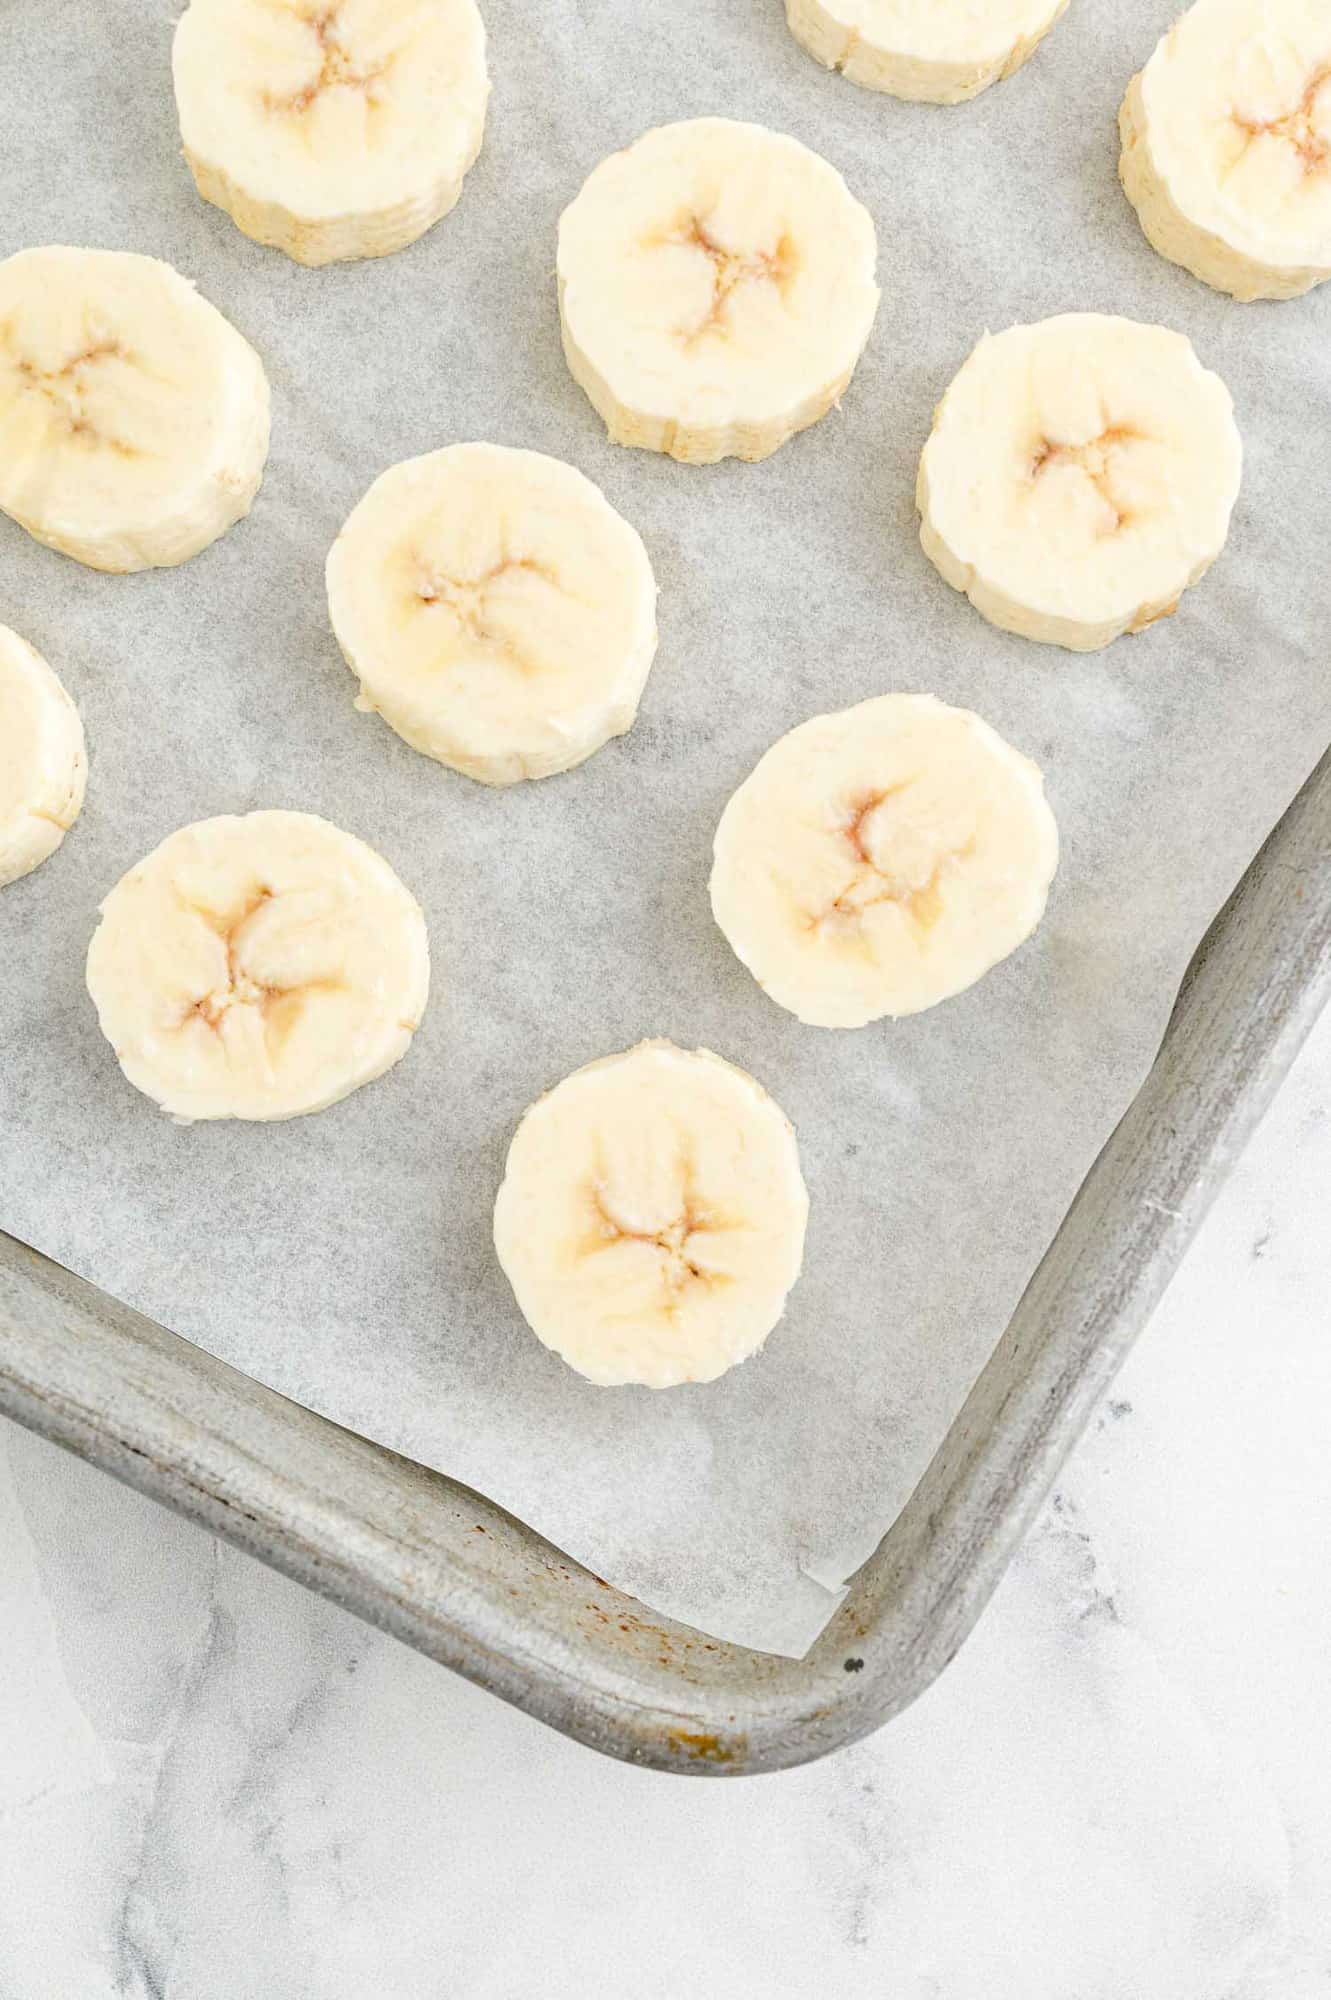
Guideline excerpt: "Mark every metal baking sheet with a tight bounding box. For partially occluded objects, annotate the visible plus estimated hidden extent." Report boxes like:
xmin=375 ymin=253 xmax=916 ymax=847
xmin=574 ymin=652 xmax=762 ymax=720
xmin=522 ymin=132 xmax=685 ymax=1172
xmin=1 ymin=0 xmax=1329 ymax=1655
xmin=3 ymin=744 xmax=1327 ymax=1771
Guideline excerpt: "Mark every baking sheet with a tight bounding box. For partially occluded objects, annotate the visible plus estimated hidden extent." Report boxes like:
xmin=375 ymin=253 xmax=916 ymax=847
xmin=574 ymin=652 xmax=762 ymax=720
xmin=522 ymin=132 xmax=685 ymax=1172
xmin=2 ymin=0 xmax=1328 ymax=1655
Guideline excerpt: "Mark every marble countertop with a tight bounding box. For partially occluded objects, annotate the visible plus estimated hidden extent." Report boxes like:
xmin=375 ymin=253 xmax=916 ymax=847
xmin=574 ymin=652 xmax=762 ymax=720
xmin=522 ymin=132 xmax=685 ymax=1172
xmin=2 ymin=1009 xmax=1327 ymax=2000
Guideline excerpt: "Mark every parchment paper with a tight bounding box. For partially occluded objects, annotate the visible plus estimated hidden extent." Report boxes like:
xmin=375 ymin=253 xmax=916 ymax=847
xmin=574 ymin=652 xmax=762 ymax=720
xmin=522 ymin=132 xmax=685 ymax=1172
xmin=2 ymin=0 xmax=1328 ymax=1654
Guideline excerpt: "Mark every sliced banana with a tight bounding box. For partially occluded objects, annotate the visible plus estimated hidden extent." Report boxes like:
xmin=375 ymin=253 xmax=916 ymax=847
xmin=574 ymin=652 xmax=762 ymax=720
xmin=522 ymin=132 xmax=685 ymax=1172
xmin=0 ymin=626 xmax=87 ymax=889
xmin=326 ymin=444 xmax=658 ymax=784
xmin=493 ymin=1041 xmax=809 ymax=1388
xmin=785 ymin=0 xmax=1070 ymax=103
xmin=710 ymin=695 xmax=1058 ymax=1030
xmin=86 ymin=810 xmax=429 ymax=1122
xmin=1120 ymin=0 xmax=1331 ymax=300
xmin=556 ymin=117 xmax=880 ymax=465
xmin=0 ymin=247 xmax=269 ymax=573
xmin=917 ymin=313 xmax=1242 ymax=652
xmin=173 ymin=0 xmax=489 ymax=266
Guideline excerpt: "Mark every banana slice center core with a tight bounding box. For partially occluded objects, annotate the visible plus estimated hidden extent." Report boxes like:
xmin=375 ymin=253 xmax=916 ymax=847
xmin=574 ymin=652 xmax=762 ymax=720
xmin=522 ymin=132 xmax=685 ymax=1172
xmin=1028 ymin=424 xmax=1144 ymax=536
xmin=585 ymin=1175 xmax=734 ymax=1307
xmin=179 ymin=888 xmax=339 ymax=1050
xmin=658 ymin=211 xmax=799 ymax=344
xmin=5 ymin=327 xmax=140 ymax=457
xmin=815 ymin=788 xmax=970 ymax=934
xmin=1231 ymin=63 xmax=1331 ymax=177
xmin=265 ymin=7 xmax=390 ymax=117
xmin=413 ymin=554 xmax=559 ymax=674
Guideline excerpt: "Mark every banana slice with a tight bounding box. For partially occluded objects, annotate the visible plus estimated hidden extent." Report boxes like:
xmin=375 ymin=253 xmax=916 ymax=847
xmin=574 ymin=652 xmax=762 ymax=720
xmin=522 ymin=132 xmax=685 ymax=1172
xmin=785 ymin=0 xmax=1070 ymax=103
xmin=326 ymin=443 xmax=658 ymax=784
xmin=0 ymin=626 xmax=87 ymax=889
xmin=493 ymin=1041 xmax=809 ymax=1388
xmin=917 ymin=313 xmax=1242 ymax=652
xmin=173 ymin=0 xmax=489 ymax=267
xmin=1120 ymin=0 xmax=1331 ymax=300
xmin=556 ymin=118 xmax=880 ymax=465
xmin=710 ymin=694 xmax=1058 ymax=1029
xmin=86 ymin=810 xmax=429 ymax=1122
xmin=0 ymin=247 xmax=269 ymax=574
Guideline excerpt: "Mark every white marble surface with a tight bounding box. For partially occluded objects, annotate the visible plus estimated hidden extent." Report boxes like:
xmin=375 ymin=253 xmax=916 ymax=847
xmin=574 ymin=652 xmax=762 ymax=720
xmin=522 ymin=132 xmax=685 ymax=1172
xmin=2 ymin=1010 xmax=1328 ymax=1999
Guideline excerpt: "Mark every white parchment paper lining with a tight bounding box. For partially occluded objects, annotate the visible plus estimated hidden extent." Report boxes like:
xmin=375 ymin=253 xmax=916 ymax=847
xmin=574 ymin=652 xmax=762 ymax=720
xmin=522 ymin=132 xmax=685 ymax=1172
xmin=2 ymin=0 xmax=1328 ymax=1652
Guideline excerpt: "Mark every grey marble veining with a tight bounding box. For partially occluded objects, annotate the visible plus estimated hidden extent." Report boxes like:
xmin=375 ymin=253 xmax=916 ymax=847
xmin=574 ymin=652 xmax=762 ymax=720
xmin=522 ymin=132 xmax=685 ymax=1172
xmin=1 ymin=1008 xmax=1328 ymax=1998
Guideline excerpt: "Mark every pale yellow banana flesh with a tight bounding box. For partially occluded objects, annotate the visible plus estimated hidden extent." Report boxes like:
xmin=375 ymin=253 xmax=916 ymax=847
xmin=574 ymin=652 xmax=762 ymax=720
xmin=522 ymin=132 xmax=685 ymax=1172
xmin=1119 ymin=0 xmax=1331 ymax=300
xmin=0 ymin=246 xmax=270 ymax=573
xmin=557 ymin=118 xmax=879 ymax=465
xmin=85 ymin=811 xmax=430 ymax=1122
xmin=0 ymin=626 xmax=87 ymax=889
xmin=493 ymin=1042 xmax=809 ymax=1388
xmin=710 ymin=694 xmax=1059 ymax=1030
xmin=173 ymin=0 xmax=490 ymax=266
xmin=917 ymin=313 xmax=1242 ymax=652
xmin=326 ymin=443 xmax=658 ymax=784
xmin=785 ymin=0 xmax=1070 ymax=103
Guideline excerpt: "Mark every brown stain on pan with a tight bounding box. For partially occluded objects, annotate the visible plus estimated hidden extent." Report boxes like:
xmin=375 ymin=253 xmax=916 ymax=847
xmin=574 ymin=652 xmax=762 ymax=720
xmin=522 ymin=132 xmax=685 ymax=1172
xmin=666 ymin=1728 xmax=747 ymax=1767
